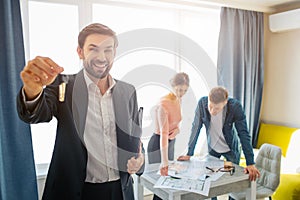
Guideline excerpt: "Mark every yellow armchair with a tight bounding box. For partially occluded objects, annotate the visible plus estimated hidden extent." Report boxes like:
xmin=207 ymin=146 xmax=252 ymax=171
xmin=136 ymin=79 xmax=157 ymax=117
xmin=256 ymin=123 xmax=297 ymax=157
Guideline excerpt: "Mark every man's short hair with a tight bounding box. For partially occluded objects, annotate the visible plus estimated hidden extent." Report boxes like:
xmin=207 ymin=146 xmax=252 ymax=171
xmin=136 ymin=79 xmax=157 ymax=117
xmin=78 ymin=23 xmax=118 ymax=48
xmin=209 ymin=86 xmax=228 ymax=104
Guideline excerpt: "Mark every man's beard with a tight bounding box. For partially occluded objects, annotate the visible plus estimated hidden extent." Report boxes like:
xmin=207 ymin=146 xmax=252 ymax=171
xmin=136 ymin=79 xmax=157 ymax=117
xmin=83 ymin=59 xmax=111 ymax=79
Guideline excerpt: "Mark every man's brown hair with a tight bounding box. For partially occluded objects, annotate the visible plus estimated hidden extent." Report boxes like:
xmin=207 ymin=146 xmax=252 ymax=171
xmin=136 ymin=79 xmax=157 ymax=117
xmin=209 ymin=86 xmax=228 ymax=104
xmin=78 ymin=23 xmax=118 ymax=48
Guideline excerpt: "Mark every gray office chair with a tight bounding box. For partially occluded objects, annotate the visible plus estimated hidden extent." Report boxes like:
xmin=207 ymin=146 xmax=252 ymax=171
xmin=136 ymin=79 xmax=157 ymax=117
xmin=230 ymin=143 xmax=282 ymax=200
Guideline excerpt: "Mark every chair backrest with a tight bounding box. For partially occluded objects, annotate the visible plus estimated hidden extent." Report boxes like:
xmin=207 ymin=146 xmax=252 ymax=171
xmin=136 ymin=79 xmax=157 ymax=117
xmin=255 ymin=143 xmax=282 ymax=191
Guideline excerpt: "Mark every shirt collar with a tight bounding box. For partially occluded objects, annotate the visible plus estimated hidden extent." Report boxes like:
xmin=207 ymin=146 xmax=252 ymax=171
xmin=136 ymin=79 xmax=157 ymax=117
xmin=83 ymin=69 xmax=116 ymax=93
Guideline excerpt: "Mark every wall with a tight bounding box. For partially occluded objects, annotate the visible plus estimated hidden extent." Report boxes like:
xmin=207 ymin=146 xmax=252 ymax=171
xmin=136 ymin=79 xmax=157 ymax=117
xmin=261 ymin=9 xmax=300 ymax=128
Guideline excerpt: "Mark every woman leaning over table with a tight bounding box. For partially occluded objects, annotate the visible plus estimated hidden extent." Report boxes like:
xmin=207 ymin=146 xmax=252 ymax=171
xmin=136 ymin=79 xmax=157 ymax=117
xmin=147 ymin=72 xmax=189 ymax=199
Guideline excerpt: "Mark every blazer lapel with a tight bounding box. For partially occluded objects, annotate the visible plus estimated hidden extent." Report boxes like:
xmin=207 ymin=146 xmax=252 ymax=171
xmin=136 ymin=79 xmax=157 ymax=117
xmin=112 ymin=81 xmax=132 ymax=137
xmin=72 ymin=70 xmax=88 ymax=142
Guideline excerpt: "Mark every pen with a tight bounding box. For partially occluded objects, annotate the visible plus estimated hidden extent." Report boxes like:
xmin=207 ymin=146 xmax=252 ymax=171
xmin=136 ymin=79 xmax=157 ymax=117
xmin=169 ymin=175 xmax=181 ymax=179
xmin=206 ymin=166 xmax=215 ymax=172
xmin=136 ymin=107 xmax=143 ymax=157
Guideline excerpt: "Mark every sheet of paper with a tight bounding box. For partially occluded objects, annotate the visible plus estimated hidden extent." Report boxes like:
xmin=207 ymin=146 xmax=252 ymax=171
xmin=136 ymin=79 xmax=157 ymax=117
xmin=154 ymin=160 xmax=225 ymax=196
xmin=167 ymin=160 xmax=225 ymax=181
xmin=154 ymin=176 xmax=211 ymax=196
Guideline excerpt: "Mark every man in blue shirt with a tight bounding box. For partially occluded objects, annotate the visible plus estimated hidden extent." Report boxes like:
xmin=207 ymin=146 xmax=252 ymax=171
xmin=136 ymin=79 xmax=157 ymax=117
xmin=178 ymin=86 xmax=260 ymax=199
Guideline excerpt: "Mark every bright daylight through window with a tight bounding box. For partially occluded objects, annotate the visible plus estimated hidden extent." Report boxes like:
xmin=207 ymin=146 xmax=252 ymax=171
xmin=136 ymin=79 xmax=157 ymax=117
xmin=22 ymin=0 xmax=220 ymax=165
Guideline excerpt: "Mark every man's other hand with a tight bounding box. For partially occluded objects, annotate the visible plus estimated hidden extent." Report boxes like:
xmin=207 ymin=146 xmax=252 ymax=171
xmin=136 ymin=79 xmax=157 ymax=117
xmin=127 ymin=153 xmax=144 ymax=174
xmin=177 ymin=155 xmax=191 ymax=161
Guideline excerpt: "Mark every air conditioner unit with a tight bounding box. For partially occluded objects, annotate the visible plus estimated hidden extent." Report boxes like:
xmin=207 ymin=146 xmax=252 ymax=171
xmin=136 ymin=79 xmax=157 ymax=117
xmin=269 ymin=8 xmax=300 ymax=32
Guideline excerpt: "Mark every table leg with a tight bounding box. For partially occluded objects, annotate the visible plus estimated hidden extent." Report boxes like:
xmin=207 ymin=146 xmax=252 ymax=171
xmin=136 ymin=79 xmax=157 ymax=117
xmin=136 ymin=175 xmax=144 ymax=200
xmin=245 ymin=180 xmax=256 ymax=200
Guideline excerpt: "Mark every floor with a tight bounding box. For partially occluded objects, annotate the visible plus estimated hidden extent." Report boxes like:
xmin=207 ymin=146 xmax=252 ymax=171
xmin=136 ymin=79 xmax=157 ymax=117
xmin=143 ymin=194 xmax=229 ymax=200
xmin=143 ymin=194 xmax=269 ymax=200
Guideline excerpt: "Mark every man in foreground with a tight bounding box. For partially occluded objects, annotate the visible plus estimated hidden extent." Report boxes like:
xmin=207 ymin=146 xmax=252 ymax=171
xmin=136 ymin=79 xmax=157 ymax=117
xmin=17 ymin=23 xmax=144 ymax=200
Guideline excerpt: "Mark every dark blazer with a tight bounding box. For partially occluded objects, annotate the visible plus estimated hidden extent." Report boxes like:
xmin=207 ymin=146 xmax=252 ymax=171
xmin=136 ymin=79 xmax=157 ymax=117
xmin=186 ymin=97 xmax=254 ymax=165
xmin=17 ymin=70 xmax=144 ymax=200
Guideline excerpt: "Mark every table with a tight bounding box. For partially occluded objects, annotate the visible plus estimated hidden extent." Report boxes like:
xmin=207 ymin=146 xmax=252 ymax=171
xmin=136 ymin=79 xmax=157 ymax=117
xmin=137 ymin=156 xmax=256 ymax=200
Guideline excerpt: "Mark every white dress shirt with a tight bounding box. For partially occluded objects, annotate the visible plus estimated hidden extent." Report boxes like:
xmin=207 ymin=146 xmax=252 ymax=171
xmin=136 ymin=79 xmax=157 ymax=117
xmin=83 ymin=70 xmax=120 ymax=183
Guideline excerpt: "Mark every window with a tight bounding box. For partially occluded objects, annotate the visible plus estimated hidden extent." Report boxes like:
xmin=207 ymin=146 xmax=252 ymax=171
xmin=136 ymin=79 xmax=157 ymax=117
xmin=27 ymin=1 xmax=80 ymax=73
xmin=25 ymin=1 xmax=80 ymax=164
xmin=22 ymin=0 xmax=220 ymax=165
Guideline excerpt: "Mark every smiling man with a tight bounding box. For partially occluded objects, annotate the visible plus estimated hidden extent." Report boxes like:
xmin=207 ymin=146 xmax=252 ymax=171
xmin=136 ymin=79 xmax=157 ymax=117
xmin=17 ymin=23 xmax=144 ymax=200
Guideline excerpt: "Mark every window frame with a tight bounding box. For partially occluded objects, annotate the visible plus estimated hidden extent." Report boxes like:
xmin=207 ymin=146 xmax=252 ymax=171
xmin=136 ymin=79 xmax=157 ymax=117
xmin=20 ymin=0 xmax=220 ymax=168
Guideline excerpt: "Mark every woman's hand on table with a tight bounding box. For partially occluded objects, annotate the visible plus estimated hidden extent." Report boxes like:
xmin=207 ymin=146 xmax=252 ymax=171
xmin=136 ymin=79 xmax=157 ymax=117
xmin=160 ymin=165 xmax=168 ymax=176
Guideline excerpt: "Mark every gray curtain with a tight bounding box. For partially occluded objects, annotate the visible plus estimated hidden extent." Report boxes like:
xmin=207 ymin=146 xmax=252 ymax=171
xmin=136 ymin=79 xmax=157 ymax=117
xmin=217 ymin=7 xmax=264 ymax=147
xmin=0 ymin=0 xmax=38 ymax=199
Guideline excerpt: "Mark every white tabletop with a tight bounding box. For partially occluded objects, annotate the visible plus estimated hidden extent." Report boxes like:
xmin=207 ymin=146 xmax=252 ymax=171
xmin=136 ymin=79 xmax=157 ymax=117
xmin=137 ymin=156 xmax=256 ymax=200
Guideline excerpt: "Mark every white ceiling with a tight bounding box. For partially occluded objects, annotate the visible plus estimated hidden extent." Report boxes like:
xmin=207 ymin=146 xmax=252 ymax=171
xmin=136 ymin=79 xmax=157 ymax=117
xmin=157 ymin=0 xmax=300 ymax=13
xmin=194 ymin=0 xmax=300 ymax=12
